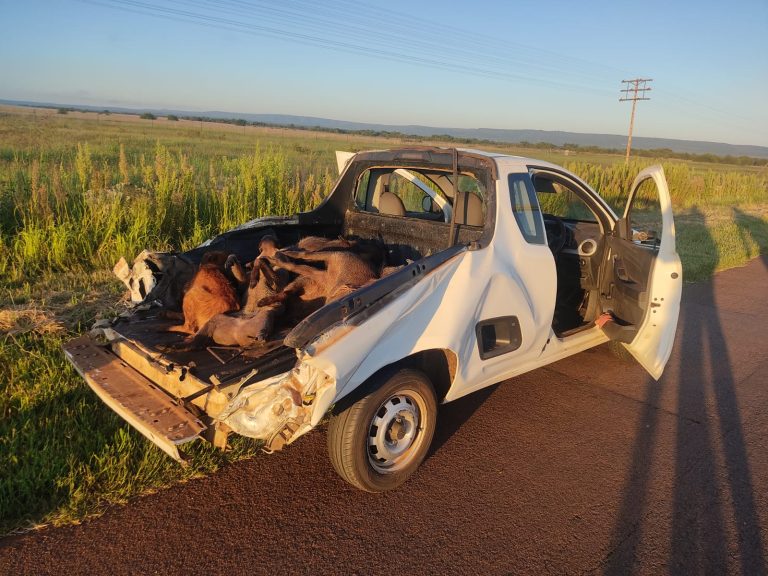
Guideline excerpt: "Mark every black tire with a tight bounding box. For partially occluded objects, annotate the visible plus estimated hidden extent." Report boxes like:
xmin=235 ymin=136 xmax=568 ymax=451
xmin=327 ymin=368 xmax=437 ymax=492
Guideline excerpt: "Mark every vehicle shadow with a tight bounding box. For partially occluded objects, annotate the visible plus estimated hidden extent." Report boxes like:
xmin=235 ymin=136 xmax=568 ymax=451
xmin=603 ymin=206 xmax=766 ymax=575
xmin=427 ymin=384 xmax=499 ymax=458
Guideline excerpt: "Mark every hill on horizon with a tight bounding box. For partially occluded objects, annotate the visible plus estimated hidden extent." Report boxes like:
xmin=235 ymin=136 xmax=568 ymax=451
xmin=3 ymin=99 xmax=767 ymax=159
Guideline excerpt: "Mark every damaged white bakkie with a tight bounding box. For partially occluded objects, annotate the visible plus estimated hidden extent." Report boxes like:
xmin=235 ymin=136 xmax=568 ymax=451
xmin=64 ymin=147 xmax=682 ymax=492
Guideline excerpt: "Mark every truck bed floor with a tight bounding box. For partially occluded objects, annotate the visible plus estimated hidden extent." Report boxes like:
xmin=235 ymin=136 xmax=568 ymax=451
xmin=112 ymin=310 xmax=296 ymax=387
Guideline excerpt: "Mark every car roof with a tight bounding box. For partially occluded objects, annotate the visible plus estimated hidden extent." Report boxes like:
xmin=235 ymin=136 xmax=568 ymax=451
xmin=353 ymin=146 xmax=565 ymax=172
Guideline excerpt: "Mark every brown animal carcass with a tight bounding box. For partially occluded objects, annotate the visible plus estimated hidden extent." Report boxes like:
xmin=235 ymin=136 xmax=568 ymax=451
xmin=185 ymin=236 xmax=288 ymax=347
xmin=242 ymin=235 xmax=288 ymax=314
xmin=188 ymin=309 xmax=277 ymax=348
xmin=168 ymin=250 xmax=241 ymax=334
xmin=259 ymin=247 xmax=379 ymax=315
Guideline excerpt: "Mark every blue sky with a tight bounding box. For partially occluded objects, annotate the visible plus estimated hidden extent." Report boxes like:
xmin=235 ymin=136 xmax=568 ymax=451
xmin=1 ymin=0 xmax=766 ymax=146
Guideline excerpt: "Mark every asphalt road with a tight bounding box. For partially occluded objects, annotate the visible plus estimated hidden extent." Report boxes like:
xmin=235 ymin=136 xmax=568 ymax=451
xmin=2 ymin=257 xmax=767 ymax=575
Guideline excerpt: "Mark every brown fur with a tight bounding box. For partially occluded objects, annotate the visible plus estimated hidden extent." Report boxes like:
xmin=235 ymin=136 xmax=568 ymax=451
xmin=153 ymin=256 xmax=196 ymax=310
xmin=259 ymin=249 xmax=378 ymax=313
xmin=168 ymin=250 xmax=240 ymax=334
xmin=295 ymin=235 xmax=353 ymax=252
xmin=187 ymin=308 xmax=278 ymax=348
xmin=200 ymin=250 xmax=229 ymax=267
xmin=243 ymin=258 xmax=289 ymax=314
xmin=240 ymin=235 xmax=288 ymax=314
xmin=258 ymin=234 xmax=281 ymax=259
xmin=295 ymin=236 xmax=386 ymax=270
xmin=225 ymin=254 xmax=248 ymax=286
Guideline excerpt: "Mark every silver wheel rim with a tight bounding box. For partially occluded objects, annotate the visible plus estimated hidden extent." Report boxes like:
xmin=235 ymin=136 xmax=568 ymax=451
xmin=367 ymin=390 xmax=427 ymax=473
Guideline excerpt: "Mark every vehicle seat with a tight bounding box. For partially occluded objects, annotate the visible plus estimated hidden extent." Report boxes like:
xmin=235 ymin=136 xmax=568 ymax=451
xmin=378 ymin=191 xmax=406 ymax=216
xmin=454 ymin=192 xmax=484 ymax=226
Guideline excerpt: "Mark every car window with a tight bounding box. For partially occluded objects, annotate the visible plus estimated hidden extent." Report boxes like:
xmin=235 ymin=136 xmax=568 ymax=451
xmin=354 ymin=170 xmax=371 ymax=209
xmin=457 ymin=174 xmax=485 ymax=200
xmin=354 ymin=168 xmax=485 ymax=224
xmin=628 ymin=179 xmax=663 ymax=248
xmin=536 ymin=181 xmax=597 ymax=222
xmin=509 ymin=174 xmax=546 ymax=245
xmin=388 ymin=171 xmax=433 ymax=213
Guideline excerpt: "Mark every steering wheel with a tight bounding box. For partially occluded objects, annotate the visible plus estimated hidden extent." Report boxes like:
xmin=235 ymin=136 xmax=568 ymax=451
xmin=543 ymin=214 xmax=568 ymax=255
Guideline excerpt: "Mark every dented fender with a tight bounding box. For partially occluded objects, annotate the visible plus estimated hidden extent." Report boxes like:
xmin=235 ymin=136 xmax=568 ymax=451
xmin=217 ymin=361 xmax=336 ymax=451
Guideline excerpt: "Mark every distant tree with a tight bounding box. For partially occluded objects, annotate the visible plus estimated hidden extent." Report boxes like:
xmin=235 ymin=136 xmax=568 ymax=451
xmin=167 ymin=114 xmax=179 ymax=121
xmin=99 ymin=109 xmax=111 ymax=115
xmin=234 ymin=118 xmax=247 ymax=126
xmin=57 ymin=108 xmax=68 ymax=115
xmin=140 ymin=112 xmax=156 ymax=120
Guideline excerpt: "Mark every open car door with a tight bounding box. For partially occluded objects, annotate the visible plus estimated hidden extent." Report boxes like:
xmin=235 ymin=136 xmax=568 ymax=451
xmin=601 ymin=165 xmax=683 ymax=379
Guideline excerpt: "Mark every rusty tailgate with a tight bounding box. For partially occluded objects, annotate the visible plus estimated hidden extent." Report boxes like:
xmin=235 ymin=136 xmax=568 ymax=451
xmin=63 ymin=336 xmax=207 ymax=463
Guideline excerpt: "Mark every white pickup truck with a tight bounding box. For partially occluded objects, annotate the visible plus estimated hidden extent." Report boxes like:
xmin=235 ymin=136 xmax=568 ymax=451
xmin=64 ymin=147 xmax=682 ymax=491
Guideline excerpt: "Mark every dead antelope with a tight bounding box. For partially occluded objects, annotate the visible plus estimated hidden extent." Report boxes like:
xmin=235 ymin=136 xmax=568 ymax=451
xmin=168 ymin=250 xmax=240 ymax=335
xmin=241 ymin=235 xmax=288 ymax=313
xmin=184 ymin=235 xmax=288 ymax=347
xmin=259 ymin=248 xmax=378 ymax=312
xmin=187 ymin=308 xmax=278 ymax=348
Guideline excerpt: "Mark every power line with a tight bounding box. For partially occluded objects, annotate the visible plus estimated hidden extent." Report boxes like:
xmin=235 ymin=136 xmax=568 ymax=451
xmin=620 ymin=78 xmax=652 ymax=163
xmin=72 ymin=0 xmax=759 ymax=140
xmin=78 ymin=0 xmax=617 ymax=95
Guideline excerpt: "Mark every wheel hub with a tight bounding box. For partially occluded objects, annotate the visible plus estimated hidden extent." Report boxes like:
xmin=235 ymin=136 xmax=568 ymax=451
xmin=368 ymin=394 xmax=422 ymax=472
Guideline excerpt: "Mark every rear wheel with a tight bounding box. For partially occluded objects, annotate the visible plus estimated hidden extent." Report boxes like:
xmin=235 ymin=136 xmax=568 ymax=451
xmin=327 ymin=368 xmax=437 ymax=492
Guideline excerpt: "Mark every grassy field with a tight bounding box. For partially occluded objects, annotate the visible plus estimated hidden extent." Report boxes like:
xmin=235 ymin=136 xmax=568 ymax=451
xmin=1 ymin=105 xmax=766 ymax=535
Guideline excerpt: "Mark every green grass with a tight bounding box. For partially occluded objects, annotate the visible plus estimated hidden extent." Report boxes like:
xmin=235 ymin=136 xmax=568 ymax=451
xmin=0 ymin=105 xmax=766 ymax=534
xmin=0 ymin=323 xmax=263 ymax=531
xmin=675 ymin=206 xmax=768 ymax=281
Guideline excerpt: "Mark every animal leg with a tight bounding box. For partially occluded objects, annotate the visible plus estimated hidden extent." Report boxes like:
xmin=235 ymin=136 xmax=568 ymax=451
xmin=269 ymin=256 xmax=325 ymax=282
xmin=278 ymin=250 xmax=333 ymax=264
xmin=257 ymin=258 xmax=283 ymax=289
xmin=226 ymin=254 xmax=248 ymax=285
xmin=256 ymin=276 xmax=308 ymax=307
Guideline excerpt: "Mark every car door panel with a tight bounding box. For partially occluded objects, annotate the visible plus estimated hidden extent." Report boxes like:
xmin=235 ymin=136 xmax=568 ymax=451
xmin=601 ymin=165 xmax=682 ymax=379
xmin=606 ymin=239 xmax=656 ymax=326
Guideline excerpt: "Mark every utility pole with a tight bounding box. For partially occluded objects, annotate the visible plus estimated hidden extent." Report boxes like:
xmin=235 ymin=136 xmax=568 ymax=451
xmin=620 ymin=78 xmax=652 ymax=163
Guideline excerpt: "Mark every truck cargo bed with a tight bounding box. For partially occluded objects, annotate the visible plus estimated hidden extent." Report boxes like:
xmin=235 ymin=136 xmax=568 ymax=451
xmin=111 ymin=309 xmax=297 ymax=388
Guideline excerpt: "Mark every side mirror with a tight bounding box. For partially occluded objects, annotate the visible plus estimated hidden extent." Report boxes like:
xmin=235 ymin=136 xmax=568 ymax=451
xmin=421 ymin=195 xmax=433 ymax=212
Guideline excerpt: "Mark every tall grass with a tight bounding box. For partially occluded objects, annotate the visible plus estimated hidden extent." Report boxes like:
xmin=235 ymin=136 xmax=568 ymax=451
xmin=0 ymin=142 xmax=334 ymax=283
xmin=2 ymin=140 xmax=765 ymax=285
xmin=564 ymin=160 xmax=767 ymax=214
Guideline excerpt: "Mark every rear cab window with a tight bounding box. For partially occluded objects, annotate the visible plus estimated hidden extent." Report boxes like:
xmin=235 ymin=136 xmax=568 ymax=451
xmin=354 ymin=167 xmax=486 ymax=226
